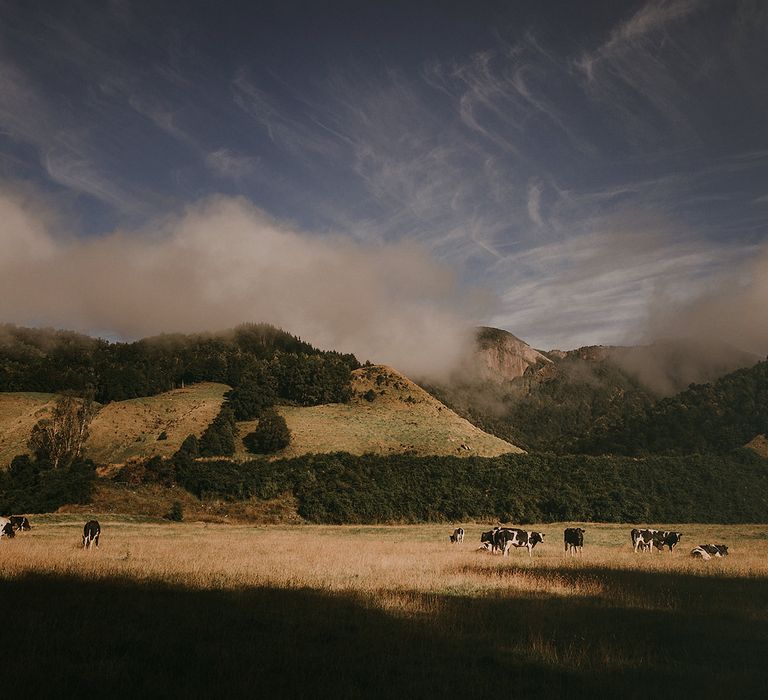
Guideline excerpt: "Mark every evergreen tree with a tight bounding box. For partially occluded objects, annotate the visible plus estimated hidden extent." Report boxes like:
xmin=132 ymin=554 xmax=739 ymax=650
xmin=243 ymin=410 xmax=291 ymax=454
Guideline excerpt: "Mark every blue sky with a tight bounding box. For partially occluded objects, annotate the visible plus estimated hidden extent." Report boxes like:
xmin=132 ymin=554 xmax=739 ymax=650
xmin=1 ymin=0 xmax=767 ymax=365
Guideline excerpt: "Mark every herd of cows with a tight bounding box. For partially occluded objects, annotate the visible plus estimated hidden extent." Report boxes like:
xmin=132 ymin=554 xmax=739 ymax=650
xmin=0 ymin=516 xmax=101 ymax=549
xmin=450 ymin=526 xmax=731 ymax=560
xmin=0 ymin=517 xmax=731 ymax=561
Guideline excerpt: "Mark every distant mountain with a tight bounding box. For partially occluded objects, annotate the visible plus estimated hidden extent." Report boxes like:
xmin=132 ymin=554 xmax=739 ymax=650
xmin=467 ymin=327 xmax=551 ymax=383
xmin=424 ymin=327 xmax=764 ymax=455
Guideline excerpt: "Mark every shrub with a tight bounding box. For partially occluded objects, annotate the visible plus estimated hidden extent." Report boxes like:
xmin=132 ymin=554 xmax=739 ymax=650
xmin=165 ymin=501 xmax=184 ymax=522
xmin=243 ymin=411 xmax=291 ymax=454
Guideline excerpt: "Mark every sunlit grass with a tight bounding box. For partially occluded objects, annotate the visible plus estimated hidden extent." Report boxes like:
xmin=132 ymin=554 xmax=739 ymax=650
xmin=1 ymin=519 xmax=767 ymax=696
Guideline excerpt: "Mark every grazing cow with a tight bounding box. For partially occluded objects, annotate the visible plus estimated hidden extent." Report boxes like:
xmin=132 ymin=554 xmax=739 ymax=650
xmin=480 ymin=529 xmax=497 ymax=552
xmin=631 ymin=528 xmax=661 ymax=553
xmin=494 ymin=528 xmax=545 ymax=557
xmin=653 ymin=531 xmax=683 ymax=552
xmin=10 ymin=516 xmax=31 ymax=532
xmin=0 ymin=517 xmax=15 ymax=539
xmin=449 ymin=527 xmax=465 ymax=544
xmin=82 ymin=520 xmax=100 ymax=550
xmin=564 ymin=527 xmax=585 ymax=556
xmin=698 ymin=543 xmax=729 ymax=557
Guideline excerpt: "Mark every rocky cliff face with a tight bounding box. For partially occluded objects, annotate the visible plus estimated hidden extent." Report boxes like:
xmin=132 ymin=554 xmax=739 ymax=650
xmin=469 ymin=327 xmax=551 ymax=383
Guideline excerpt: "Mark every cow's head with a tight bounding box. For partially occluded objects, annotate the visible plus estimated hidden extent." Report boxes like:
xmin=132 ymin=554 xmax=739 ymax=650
xmin=480 ymin=530 xmax=494 ymax=545
xmin=1 ymin=522 xmax=15 ymax=538
xmin=717 ymin=544 xmax=729 ymax=556
xmin=530 ymin=532 xmax=545 ymax=547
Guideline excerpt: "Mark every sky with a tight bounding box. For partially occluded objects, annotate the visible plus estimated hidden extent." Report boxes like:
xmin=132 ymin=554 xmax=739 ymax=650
xmin=0 ymin=0 xmax=767 ymax=371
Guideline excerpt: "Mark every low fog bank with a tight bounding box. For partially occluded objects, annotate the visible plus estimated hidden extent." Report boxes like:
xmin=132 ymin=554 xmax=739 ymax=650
xmin=619 ymin=244 xmax=768 ymax=394
xmin=0 ymin=189 xmax=487 ymax=379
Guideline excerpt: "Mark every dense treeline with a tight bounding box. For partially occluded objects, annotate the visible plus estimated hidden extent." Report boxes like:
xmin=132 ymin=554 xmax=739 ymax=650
xmin=0 ymin=454 xmax=96 ymax=514
xmin=585 ymin=360 xmax=768 ymax=455
xmin=172 ymin=450 xmax=768 ymax=524
xmin=0 ymin=323 xmax=358 ymax=405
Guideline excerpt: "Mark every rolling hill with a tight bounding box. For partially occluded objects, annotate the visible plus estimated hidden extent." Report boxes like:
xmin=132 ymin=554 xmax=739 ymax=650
xmin=0 ymin=368 xmax=520 ymax=467
xmin=85 ymin=382 xmax=230 ymax=465
xmin=236 ymin=365 xmax=522 ymax=459
xmin=0 ymin=392 xmax=57 ymax=466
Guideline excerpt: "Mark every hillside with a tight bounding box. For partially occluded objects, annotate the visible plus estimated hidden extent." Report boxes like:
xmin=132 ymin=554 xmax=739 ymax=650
xmin=0 ymin=392 xmax=57 ymax=466
xmin=85 ymin=382 xmax=230 ymax=465
xmin=426 ymin=327 xmax=761 ymax=454
xmin=585 ymin=360 xmax=768 ymax=455
xmin=236 ymin=365 xmax=523 ymax=459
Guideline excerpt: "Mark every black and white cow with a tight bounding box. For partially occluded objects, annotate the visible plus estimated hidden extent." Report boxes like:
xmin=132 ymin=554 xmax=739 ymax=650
xmin=10 ymin=516 xmax=31 ymax=532
xmin=449 ymin=527 xmax=465 ymax=544
xmin=82 ymin=520 xmax=100 ymax=550
xmin=653 ymin=531 xmax=683 ymax=552
xmin=631 ymin=528 xmax=657 ymax=553
xmin=564 ymin=527 xmax=585 ymax=556
xmin=0 ymin=517 xmax=15 ymax=539
xmin=480 ymin=529 xmax=497 ymax=552
xmin=691 ymin=543 xmax=729 ymax=560
xmin=494 ymin=528 xmax=545 ymax=557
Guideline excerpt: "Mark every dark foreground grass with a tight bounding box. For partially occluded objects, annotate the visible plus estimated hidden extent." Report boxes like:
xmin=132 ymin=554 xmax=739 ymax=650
xmin=1 ymin=566 xmax=767 ymax=699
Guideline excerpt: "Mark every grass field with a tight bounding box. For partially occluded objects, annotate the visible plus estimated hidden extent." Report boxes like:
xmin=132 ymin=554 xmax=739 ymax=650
xmin=1 ymin=519 xmax=766 ymax=697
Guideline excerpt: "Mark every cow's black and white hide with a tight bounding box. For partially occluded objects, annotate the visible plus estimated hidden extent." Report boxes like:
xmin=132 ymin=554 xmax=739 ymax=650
xmin=691 ymin=546 xmax=711 ymax=560
xmin=449 ymin=527 xmax=465 ymax=544
xmin=0 ymin=517 xmax=15 ymax=539
xmin=564 ymin=527 xmax=585 ymax=556
xmin=494 ymin=528 xmax=545 ymax=557
xmin=631 ymin=528 xmax=658 ymax=553
xmin=82 ymin=520 xmax=100 ymax=550
xmin=480 ymin=529 xmax=497 ymax=552
xmin=653 ymin=531 xmax=683 ymax=552
xmin=699 ymin=544 xmax=729 ymax=557
xmin=10 ymin=516 xmax=31 ymax=532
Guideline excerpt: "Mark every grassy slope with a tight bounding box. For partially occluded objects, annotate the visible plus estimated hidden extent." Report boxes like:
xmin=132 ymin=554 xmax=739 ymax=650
xmin=0 ymin=520 xmax=766 ymax=697
xmin=236 ymin=365 xmax=523 ymax=459
xmin=85 ymin=382 xmax=229 ymax=466
xmin=746 ymin=434 xmax=768 ymax=457
xmin=0 ymin=392 xmax=57 ymax=466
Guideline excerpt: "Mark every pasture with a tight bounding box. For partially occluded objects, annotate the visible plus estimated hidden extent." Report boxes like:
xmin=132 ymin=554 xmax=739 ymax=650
xmin=1 ymin=519 xmax=767 ymax=697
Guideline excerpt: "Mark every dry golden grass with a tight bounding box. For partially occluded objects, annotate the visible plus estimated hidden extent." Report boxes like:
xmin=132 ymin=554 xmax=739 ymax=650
xmin=2 ymin=519 xmax=767 ymax=696
xmin=85 ymin=382 xmax=228 ymax=468
xmin=2 ymin=519 xmax=765 ymax=598
xmin=236 ymin=365 xmax=522 ymax=459
xmin=0 ymin=391 xmax=57 ymax=465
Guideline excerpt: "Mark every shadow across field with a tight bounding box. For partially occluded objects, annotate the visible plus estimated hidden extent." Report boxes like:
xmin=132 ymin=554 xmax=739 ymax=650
xmin=1 ymin=567 xmax=767 ymax=699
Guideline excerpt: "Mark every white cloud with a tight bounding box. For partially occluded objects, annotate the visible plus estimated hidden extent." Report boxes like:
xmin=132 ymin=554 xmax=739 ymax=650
xmin=0 ymin=189 xmax=488 ymax=378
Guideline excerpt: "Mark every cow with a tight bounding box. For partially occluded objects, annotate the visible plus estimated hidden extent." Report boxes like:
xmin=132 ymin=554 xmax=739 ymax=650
xmin=480 ymin=529 xmax=497 ymax=552
xmin=494 ymin=528 xmax=545 ymax=557
xmin=0 ymin=517 xmax=15 ymax=539
xmin=653 ymin=531 xmax=683 ymax=552
xmin=564 ymin=527 xmax=585 ymax=556
xmin=82 ymin=520 xmax=100 ymax=550
xmin=449 ymin=527 xmax=465 ymax=544
xmin=631 ymin=528 xmax=657 ymax=553
xmin=10 ymin=516 xmax=31 ymax=532
xmin=698 ymin=544 xmax=729 ymax=557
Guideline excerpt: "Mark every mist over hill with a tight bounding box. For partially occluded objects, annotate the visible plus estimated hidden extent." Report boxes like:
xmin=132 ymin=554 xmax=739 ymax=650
xmin=423 ymin=327 xmax=764 ymax=454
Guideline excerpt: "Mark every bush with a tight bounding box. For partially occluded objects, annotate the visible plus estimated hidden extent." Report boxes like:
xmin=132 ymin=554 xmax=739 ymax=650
xmin=165 ymin=501 xmax=184 ymax=522
xmin=243 ymin=411 xmax=291 ymax=454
